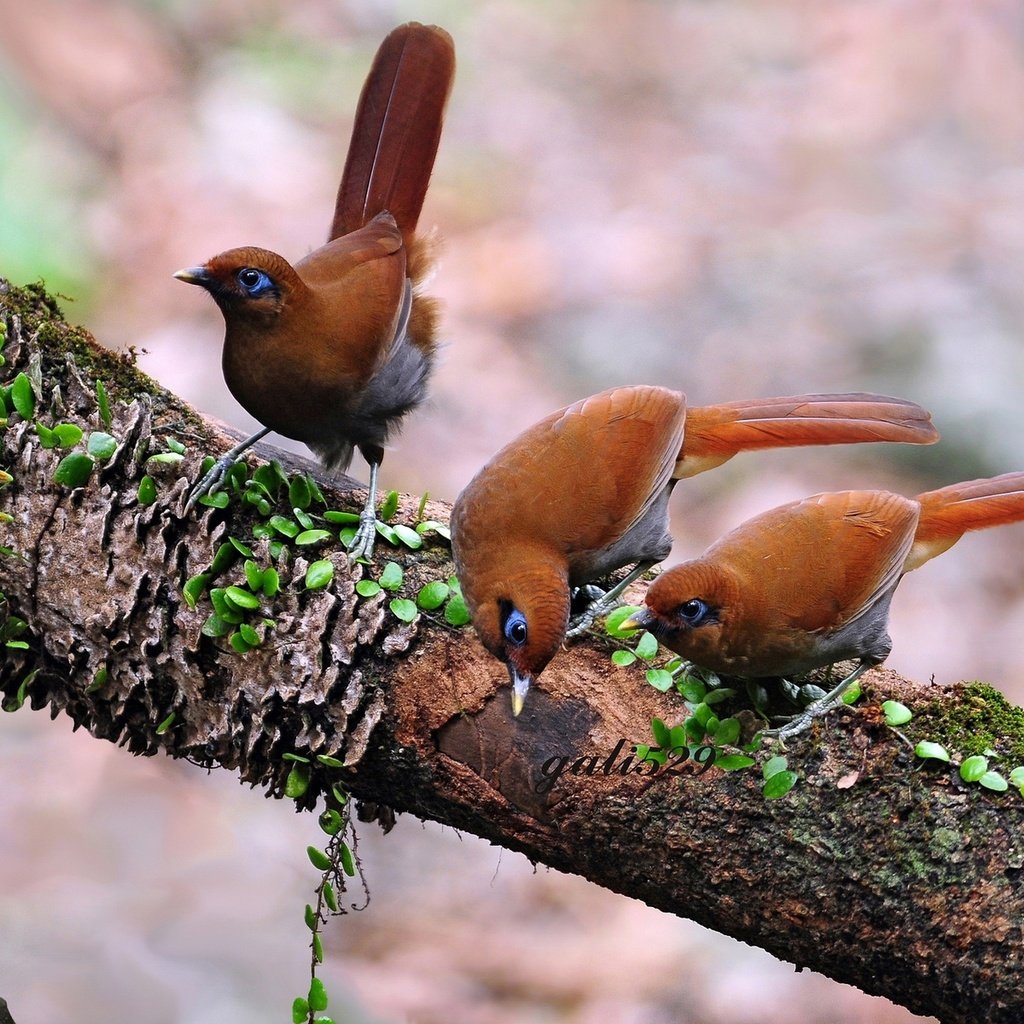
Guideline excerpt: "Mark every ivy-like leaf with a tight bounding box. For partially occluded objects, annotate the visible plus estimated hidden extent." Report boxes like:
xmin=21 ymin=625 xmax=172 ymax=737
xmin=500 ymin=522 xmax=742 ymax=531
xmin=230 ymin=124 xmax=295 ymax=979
xmin=882 ymin=700 xmax=912 ymax=726
xmin=11 ymin=373 xmax=34 ymax=419
xmin=356 ymin=579 xmax=382 ymax=598
xmin=763 ymin=770 xmax=798 ymax=799
xmin=137 ymin=476 xmax=157 ymax=506
xmin=389 ymin=598 xmax=417 ymax=623
xmin=378 ymin=561 xmax=403 ymax=590
xmin=443 ymin=593 xmax=471 ymax=626
xmin=646 ymin=668 xmax=674 ymax=691
xmin=305 ymin=560 xmax=334 ymax=590
xmin=416 ymin=580 xmax=450 ymax=610
xmin=87 ymin=431 xmax=118 ymax=460
xmin=915 ymin=741 xmax=950 ymax=763
xmin=53 ymin=452 xmax=94 ymax=488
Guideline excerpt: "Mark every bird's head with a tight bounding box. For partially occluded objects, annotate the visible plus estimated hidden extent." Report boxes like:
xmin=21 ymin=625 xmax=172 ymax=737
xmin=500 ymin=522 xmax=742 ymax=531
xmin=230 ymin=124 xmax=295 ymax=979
xmin=624 ymin=562 xmax=734 ymax=662
xmin=456 ymin=554 xmax=571 ymax=717
xmin=174 ymin=247 xmax=301 ymax=324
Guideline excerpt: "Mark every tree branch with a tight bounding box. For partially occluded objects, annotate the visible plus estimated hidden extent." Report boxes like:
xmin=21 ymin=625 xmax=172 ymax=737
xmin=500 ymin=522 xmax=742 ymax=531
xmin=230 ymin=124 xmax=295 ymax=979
xmin=2 ymin=279 xmax=1022 ymax=1024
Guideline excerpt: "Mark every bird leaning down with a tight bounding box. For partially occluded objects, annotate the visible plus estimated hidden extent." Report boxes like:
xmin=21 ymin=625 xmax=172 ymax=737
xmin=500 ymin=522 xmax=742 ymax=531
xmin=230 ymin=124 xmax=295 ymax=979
xmin=627 ymin=472 xmax=1024 ymax=738
xmin=175 ymin=22 xmax=455 ymax=561
xmin=451 ymin=384 xmax=940 ymax=716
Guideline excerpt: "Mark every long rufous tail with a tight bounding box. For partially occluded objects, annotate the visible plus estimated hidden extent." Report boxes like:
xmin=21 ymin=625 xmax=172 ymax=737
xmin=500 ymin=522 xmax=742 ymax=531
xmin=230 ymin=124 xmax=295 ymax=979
xmin=675 ymin=393 xmax=940 ymax=479
xmin=330 ymin=23 xmax=455 ymax=248
xmin=906 ymin=472 xmax=1024 ymax=570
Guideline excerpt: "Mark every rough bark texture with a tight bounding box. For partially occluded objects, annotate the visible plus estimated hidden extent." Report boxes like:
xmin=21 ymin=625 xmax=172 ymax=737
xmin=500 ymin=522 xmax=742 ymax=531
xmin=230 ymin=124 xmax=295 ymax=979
xmin=2 ymin=280 xmax=1023 ymax=1024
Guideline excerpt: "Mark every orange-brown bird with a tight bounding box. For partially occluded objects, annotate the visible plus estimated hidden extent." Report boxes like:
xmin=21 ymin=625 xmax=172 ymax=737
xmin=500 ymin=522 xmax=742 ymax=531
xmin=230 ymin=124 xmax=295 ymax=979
xmin=175 ymin=23 xmax=455 ymax=560
xmin=628 ymin=472 xmax=1024 ymax=737
xmin=450 ymin=385 xmax=940 ymax=715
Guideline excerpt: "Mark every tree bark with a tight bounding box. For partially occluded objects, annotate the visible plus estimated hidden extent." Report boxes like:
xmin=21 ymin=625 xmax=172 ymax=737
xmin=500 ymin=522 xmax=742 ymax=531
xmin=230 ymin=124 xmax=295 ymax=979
xmin=2 ymin=279 xmax=1023 ymax=1024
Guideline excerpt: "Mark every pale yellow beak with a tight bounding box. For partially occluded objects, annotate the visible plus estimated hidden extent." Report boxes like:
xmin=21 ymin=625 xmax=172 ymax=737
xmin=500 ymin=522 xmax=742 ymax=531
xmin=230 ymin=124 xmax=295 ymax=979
xmin=510 ymin=668 xmax=532 ymax=717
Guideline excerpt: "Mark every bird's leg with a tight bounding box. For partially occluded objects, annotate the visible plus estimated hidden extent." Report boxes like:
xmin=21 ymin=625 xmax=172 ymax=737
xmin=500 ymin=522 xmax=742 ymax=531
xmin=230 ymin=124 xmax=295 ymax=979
xmin=762 ymin=661 xmax=870 ymax=740
xmin=347 ymin=460 xmax=381 ymax=563
xmin=184 ymin=427 xmax=271 ymax=514
xmin=566 ymin=561 xmax=655 ymax=639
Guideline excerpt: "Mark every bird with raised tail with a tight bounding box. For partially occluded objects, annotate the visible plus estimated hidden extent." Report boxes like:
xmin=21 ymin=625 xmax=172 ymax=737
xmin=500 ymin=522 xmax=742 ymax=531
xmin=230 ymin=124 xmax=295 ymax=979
xmin=175 ymin=23 xmax=455 ymax=561
xmin=627 ymin=472 xmax=1024 ymax=738
xmin=451 ymin=385 xmax=940 ymax=716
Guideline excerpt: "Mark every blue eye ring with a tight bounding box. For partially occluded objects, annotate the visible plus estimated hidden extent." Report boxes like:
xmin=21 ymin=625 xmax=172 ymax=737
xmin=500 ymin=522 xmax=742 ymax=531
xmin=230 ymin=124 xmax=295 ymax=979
xmin=503 ymin=608 xmax=528 ymax=647
xmin=678 ymin=598 xmax=711 ymax=626
xmin=237 ymin=267 xmax=273 ymax=295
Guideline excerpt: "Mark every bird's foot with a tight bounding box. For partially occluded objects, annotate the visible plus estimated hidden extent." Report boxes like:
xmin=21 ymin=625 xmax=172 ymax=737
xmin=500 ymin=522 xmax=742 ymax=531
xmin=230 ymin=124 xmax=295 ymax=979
xmin=347 ymin=510 xmax=378 ymax=563
xmin=762 ymin=694 xmax=846 ymax=740
xmin=184 ymin=455 xmax=235 ymax=514
xmin=566 ymin=588 xmax=617 ymax=638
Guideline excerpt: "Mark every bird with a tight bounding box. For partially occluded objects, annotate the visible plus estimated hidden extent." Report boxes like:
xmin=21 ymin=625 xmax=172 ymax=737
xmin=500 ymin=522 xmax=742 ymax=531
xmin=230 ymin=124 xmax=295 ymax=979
xmin=175 ymin=22 xmax=455 ymax=561
xmin=450 ymin=385 xmax=940 ymax=716
xmin=627 ymin=472 xmax=1024 ymax=738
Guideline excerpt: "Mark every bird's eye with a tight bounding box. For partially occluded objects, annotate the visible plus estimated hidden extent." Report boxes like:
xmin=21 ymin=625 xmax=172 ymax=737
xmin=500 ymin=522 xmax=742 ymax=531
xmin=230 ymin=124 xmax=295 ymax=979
xmin=237 ymin=267 xmax=272 ymax=294
xmin=678 ymin=598 xmax=711 ymax=626
xmin=503 ymin=608 xmax=528 ymax=647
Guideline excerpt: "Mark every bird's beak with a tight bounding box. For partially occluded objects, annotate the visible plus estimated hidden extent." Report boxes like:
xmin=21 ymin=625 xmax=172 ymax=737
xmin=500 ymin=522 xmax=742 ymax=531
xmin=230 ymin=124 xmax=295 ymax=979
xmin=509 ymin=667 xmax=533 ymax=717
xmin=173 ymin=266 xmax=211 ymax=287
xmin=620 ymin=607 xmax=655 ymax=632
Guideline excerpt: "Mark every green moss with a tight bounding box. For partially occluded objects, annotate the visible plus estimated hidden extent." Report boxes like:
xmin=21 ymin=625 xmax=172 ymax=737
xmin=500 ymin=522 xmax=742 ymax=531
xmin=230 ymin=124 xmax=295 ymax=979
xmin=911 ymin=682 xmax=1024 ymax=765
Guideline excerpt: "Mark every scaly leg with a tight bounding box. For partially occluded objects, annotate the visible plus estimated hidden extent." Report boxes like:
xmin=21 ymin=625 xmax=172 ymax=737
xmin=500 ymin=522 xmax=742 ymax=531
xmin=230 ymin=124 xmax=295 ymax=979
xmin=347 ymin=460 xmax=380 ymax=563
xmin=184 ymin=427 xmax=271 ymax=514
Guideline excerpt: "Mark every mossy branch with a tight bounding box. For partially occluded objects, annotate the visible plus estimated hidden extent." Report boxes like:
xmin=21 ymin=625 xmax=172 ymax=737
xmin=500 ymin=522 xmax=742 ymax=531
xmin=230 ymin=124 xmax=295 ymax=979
xmin=2 ymin=280 xmax=1023 ymax=1024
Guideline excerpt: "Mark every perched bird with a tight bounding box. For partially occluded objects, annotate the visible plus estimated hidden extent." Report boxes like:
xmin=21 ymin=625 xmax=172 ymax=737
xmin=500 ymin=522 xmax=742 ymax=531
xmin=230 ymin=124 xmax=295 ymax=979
xmin=175 ymin=23 xmax=455 ymax=560
xmin=629 ymin=472 xmax=1024 ymax=737
xmin=451 ymin=385 xmax=939 ymax=715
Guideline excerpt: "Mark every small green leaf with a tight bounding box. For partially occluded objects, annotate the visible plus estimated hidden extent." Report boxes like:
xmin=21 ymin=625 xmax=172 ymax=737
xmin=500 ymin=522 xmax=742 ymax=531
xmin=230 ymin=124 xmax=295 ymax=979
xmin=763 ymin=770 xmax=798 ymax=799
xmin=703 ymin=686 xmax=735 ymax=706
xmin=296 ymin=529 xmax=332 ymax=546
xmin=716 ymin=754 xmax=756 ymax=771
xmin=960 ymin=755 xmax=989 ymax=783
xmin=294 ymin=507 xmax=315 ymax=530
xmin=156 ymin=711 xmax=176 ymax=735
xmin=269 ymin=515 xmax=300 ymax=538
xmin=52 ymin=423 xmax=83 ymax=448
xmin=285 ymin=762 xmax=310 ymax=799
xmin=289 ymin=474 xmax=312 ymax=510
xmin=710 ymin=717 xmax=741 ymax=746
xmin=210 ymin=542 xmax=238 ymax=575
xmin=980 ymin=771 xmax=1008 ymax=792
xmin=324 ymin=509 xmax=360 ymax=524
xmin=416 ymin=519 xmax=451 ymax=541
xmin=229 ymin=631 xmax=253 ymax=654
xmin=201 ymin=614 xmax=232 ymax=638
xmin=882 ymin=700 xmax=912 ymax=726
xmin=915 ymin=741 xmax=950 ymax=763
xmin=183 ymin=573 xmax=210 ymax=608
xmin=650 ymin=717 xmax=671 ymax=748
xmin=645 ymin=668 xmax=674 ymax=691
xmin=87 ymin=431 xmax=118 ymax=460
xmin=677 ymin=675 xmax=707 ymax=703
xmin=317 ymin=755 xmax=344 ymax=770
xmin=147 ymin=451 xmax=184 ymax=466
xmin=305 ymin=560 xmax=334 ymax=590
xmin=238 ymin=622 xmax=260 ymax=646
xmin=378 ymin=489 xmax=399 ymax=522
xmin=1009 ymin=767 xmax=1024 ymax=787
xmin=262 ymin=567 xmax=280 ymax=597
xmin=339 ymin=841 xmax=356 ymax=877
xmin=11 ymin=373 xmax=34 ymax=419
xmin=319 ymin=809 xmax=343 ymax=835
xmin=611 ymin=649 xmax=637 ymax=667
xmin=605 ymin=605 xmax=642 ymax=638
xmin=225 ymin=585 xmax=261 ymax=610
xmin=209 ymin=588 xmax=243 ymax=623
xmin=390 ymin=598 xmax=418 ymax=623
xmin=394 ymin=523 xmax=423 ymax=549
xmin=198 ymin=491 xmax=229 ymax=509
xmin=443 ymin=593 xmax=471 ymax=626
xmin=292 ymin=997 xmax=310 ymax=1024
xmin=283 ymin=753 xmax=310 ymax=763
xmin=243 ymin=559 xmax=264 ymax=591
xmin=634 ymin=631 xmax=659 ymax=660
xmin=35 ymin=422 xmax=56 ymax=448
xmin=378 ymin=561 xmax=403 ymax=590
xmin=313 ymin=933 xmax=323 ymax=963
xmin=356 ymin=579 xmax=382 ymax=598
xmin=763 ymin=755 xmax=789 ymax=781
xmin=229 ymin=536 xmax=255 ymax=558
xmin=308 ymin=978 xmax=328 ymax=1012
xmin=841 ymin=680 xmax=863 ymax=705
xmin=137 ymin=476 xmax=157 ymax=506
xmin=416 ymin=580 xmax=450 ymax=610
xmin=323 ymin=882 xmax=338 ymax=912
xmin=331 ymin=785 xmax=348 ymax=806
xmin=53 ymin=452 xmax=94 ymax=488
xmin=307 ymin=846 xmax=332 ymax=871
xmin=95 ymin=379 xmax=112 ymax=429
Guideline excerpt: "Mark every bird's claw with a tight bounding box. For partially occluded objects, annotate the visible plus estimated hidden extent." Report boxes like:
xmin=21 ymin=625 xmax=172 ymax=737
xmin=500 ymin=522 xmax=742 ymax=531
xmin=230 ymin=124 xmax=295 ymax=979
xmin=347 ymin=512 xmax=378 ymax=563
xmin=762 ymin=694 xmax=846 ymax=740
xmin=184 ymin=456 xmax=234 ymax=514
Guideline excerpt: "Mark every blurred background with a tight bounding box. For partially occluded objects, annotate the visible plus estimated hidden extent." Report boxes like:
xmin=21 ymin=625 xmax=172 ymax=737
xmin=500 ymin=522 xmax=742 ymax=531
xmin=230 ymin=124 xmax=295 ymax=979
xmin=3 ymin=0 xmax=1023 ymax=1020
